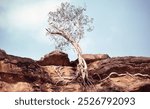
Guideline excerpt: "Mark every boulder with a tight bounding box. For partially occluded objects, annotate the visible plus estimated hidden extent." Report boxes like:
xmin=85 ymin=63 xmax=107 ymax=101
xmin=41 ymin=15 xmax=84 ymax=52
xmin=71 ymin=54 xmax=110 ymax=66
xmin=37 ymin=50 xmax=70 ymax=66
xmin=82 ymin=54 xmax=110 ymax=64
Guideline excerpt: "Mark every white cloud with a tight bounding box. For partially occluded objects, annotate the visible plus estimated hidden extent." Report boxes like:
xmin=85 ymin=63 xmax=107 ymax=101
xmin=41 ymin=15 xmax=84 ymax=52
xmin=8 ymin=0 xmax=69 ymax=28
xmin=3 ymin=0 xmax=69 ymax=44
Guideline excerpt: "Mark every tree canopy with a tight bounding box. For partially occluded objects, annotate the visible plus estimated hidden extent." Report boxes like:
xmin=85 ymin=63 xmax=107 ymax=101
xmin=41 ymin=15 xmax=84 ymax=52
xmin=46 ymin=2 xmax=93 ymax=50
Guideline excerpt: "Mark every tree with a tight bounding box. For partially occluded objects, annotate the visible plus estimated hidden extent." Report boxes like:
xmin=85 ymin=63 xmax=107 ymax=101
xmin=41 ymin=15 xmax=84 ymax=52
xmin=46 ymin=2 xmax=93 ymax=84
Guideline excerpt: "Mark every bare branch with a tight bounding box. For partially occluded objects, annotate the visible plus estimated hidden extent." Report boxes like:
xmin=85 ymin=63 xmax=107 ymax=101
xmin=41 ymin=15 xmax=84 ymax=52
xmin=46 ymin=28 xmax=63 ymax=36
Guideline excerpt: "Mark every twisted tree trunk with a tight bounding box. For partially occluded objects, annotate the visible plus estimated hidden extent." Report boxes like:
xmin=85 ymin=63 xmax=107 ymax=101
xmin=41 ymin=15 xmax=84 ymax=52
xmin=71 ymin=42 xmax=88 ymax=81
xmin=63 ymin=33 xmax=89 ymax=82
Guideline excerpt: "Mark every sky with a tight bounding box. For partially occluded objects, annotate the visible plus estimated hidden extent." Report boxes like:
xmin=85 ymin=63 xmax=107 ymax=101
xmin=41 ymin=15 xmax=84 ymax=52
xmin=0 ymin=0 xmax=150 ymax=60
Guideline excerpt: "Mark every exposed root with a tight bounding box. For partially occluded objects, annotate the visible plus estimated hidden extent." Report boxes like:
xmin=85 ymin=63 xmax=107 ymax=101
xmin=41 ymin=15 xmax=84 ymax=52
xmin=82 ymin=77 xmax=97 ymax=92
xmin=54 ymin=66 xmax=65 ymax=85
xmin=133 ymin=73 xmax=150 ymax=79
xmin=98 ymin=72 xmax=150 ymax=83
xmin=55 ymin=66 xmax=63 ymax=78
xmin=98 ymin=72 xmax=130 ymax=83
xmin=69 ymin=70 xmax=96 ymax=91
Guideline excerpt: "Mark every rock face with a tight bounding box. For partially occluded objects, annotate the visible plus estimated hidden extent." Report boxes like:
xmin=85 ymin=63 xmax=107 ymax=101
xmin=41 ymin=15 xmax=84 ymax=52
xmin=37 ymin=50 xmax=70 ymax=66
xmin=71 ymin=54 xmax=110 ymax=66
xmin=87 ymin=56 xmax=150 ymax=91
xmin=0 ymin=49 xmax=7 ymax=59
xmin=0 ymin=49 xmax=150 ymax=92
xmin=88 ymin=56 xmax=150 ymax=80
xmin=0 ymin=49 xmax=52 ymax=92
xmin=82 ymin=54 xmax=110 ymax=64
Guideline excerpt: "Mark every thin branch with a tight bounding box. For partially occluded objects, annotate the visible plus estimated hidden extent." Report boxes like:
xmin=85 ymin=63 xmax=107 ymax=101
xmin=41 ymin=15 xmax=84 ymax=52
xmin=46 ymin=28 xmax=63 ymax=36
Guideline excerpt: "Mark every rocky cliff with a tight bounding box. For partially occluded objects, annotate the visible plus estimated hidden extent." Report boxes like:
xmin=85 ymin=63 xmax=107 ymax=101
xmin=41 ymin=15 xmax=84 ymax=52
xmin=0 ymin=49 xmax=150 ymax=92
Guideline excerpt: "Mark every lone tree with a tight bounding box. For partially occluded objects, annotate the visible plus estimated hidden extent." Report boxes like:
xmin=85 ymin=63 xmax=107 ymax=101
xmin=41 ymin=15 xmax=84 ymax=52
xmin=46 ymin=2 xmax=93 ymax=84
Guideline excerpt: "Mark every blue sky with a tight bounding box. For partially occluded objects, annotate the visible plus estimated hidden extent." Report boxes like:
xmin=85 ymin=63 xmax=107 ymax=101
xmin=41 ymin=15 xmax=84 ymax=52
xmin=0 ymin=0 xmax=150 ymax=60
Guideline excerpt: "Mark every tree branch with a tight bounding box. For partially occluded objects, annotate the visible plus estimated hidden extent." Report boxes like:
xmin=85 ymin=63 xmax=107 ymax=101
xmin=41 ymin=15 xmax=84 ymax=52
xmin=46 ymin=28 xmax=63 ymax=36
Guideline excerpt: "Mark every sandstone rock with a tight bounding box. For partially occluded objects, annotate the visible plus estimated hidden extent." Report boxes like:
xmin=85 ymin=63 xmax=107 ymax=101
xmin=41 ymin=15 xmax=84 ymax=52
xmin=71 ymin=53 xmax=110 ymax=66
xmin=82 ymin=54 xmax=110 ymax=64
xmin=0 ymin=49 xmax=7 ymax=60
xmin=95 ymin=74 xmax=150 ymax=92
xmin=0 ymin=51 xmax=52 ymax=85
xmin=0 ymin=81 xmax=33 ymax=92
xmin=0 ymin=49 xmax=150 ymax=92
xmin=43 ymin=66 xmax=75 ymax=84
xmin=88 ymin=56 xmax=150 ymax=81
xmin=37 ymin=50 xmax=70 ymax=66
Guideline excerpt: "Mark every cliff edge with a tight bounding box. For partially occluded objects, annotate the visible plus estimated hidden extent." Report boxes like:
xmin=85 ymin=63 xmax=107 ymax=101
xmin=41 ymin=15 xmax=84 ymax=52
xmin=0 ymin=49 xmax=150 ymax=92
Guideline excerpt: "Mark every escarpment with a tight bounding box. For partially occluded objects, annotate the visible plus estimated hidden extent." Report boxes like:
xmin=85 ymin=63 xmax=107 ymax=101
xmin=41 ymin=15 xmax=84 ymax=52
xmin=0 ymin=49 xmax=150 ymax=92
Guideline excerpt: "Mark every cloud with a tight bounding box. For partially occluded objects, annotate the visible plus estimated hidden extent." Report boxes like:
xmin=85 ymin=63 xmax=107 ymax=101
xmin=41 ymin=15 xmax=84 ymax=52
xmin=7 ymin=1 xmax=57 ymax=28
xmin=0 ymin=0 xmax=69 ymax=43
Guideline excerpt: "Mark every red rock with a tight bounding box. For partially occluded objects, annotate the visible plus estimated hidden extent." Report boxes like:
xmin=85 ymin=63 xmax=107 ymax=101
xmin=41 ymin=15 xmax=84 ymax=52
xmin=82 ymin=54 xmax=110 ymax=64
xmin=0 ymin=49 xmax=150 ymax=92
xmin=37 ymin=50 xmax=70 ymax=66
xmin=71 ymin=54 xmax=110 ymax=66
xmin=0 ymin=49 xmax=7 ymax=60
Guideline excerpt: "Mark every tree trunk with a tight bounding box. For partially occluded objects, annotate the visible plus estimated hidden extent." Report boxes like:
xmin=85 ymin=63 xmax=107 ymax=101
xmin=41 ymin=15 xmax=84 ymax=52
xmin=71 ymin=42 xmax=88 ymax=81
xmin=58 ymin=32 xmax=89 ymax=82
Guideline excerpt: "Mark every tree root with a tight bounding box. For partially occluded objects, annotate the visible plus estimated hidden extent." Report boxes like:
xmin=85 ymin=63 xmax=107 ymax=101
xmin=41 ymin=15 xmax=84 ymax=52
xmin=99 ymin=72 xmax=150 ymax=83
xmin=54 ymin=66 xmax=66 ymax=85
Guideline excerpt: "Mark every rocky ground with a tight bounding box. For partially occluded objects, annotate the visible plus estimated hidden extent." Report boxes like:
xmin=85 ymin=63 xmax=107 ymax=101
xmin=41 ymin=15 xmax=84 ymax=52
xmin=0 ymin=49 xmax=150 ymax=92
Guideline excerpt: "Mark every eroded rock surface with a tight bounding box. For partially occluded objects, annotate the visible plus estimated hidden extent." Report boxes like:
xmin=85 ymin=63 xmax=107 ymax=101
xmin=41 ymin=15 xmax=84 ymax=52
xmin=71 ymin=54 xmax=110 ymax=66
xmin=37 ymin=50 xmax=70 ymax=66
xmin=0 ymin=49 xmax=52 ymax=92
xmin=0 ymin=49 xmax=150 ymax=92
